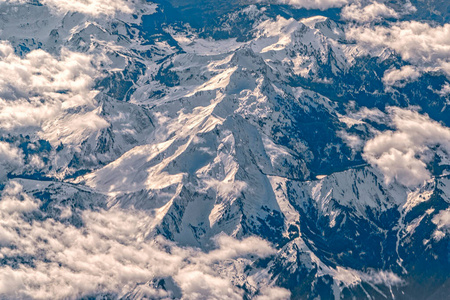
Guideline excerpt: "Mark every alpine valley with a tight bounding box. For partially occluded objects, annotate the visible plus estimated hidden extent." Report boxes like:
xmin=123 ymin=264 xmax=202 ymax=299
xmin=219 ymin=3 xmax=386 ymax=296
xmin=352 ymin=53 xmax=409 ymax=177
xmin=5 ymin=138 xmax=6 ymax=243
xmin=0 ymin=0 xmax=449 ymax=299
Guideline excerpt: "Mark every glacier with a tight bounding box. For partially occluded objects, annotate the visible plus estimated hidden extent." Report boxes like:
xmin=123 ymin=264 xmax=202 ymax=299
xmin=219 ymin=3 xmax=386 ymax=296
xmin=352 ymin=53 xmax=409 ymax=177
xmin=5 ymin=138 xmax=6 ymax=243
xmin=0 ymin=0 xmax=449 ymax=299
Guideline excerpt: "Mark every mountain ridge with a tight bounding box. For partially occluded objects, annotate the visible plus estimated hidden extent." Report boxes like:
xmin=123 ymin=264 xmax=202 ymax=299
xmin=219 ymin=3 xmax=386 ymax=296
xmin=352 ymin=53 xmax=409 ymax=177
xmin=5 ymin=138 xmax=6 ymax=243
xmin=0 ymin=0 xmax=448 ymax=299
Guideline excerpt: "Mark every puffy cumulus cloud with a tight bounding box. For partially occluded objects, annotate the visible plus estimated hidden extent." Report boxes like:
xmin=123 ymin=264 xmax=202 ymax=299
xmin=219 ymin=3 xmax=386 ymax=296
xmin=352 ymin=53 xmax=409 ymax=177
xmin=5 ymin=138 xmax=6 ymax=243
xmin=0 ymin=41 xmax=97 ymax=106
xmin=0 ymin=0 xmax=136 ymax=17
xmin=0 ymin=180 xmax=286 ymax=299
xmin=0 ymin=142 xmax=23 ymax=165
xmin=0 ymin=142 xmax=24 ymax=181
xmin=432 ymin=209 xmax=450 ymax=229
xmin=363 ymin=108 xmax=450 ymax=187
xmin=0 ymin=41 xmax=108 ymax=143
xmin=341 ymin=1 xmax=399 ymax=23
xmin=339 ymin=130 xmax=364 ymax=151
xmin=347 ymin=21 xmax=450 ymax=76
xmin=431 ymin=208 xmax=450 ymax=241
xmin=0 ymin=181 xmax=39 ymax=215
xmin=382 ymin=65 xmax=421 ymax=87
xmin=266 ymin=0 xmax=349 ymax=10
xmin=173 ymin=270 xmax=242 ymax=300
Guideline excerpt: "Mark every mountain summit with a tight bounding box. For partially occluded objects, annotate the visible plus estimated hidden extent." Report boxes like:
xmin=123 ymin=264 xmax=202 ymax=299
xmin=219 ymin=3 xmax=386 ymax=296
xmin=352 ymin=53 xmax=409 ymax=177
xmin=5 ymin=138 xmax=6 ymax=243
xmin=0 ymin=0 xmax=448 ymax=299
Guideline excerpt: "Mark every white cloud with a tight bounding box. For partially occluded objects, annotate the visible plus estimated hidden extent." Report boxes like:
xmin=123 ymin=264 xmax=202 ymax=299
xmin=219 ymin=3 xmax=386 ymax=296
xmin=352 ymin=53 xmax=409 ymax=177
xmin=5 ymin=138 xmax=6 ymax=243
xmin=0 ymin=142 xmax=23 ymax=181
xmin=382 ymin=65 xmax=421 ymax=87
xmin=339 ymin=131 xmax=364 ymax=150
xmin=0 ymin=181 xmax=39 ymax=214
xmin=174 ymin=270 xmax=243 ymax=300
xmin=0 ymin=142 xmax=23 ymax=164
xmin=436 ymin=82 xmax=450 ymax=97
xmin=360 ymin=270 xmax=403 ymax=287
xmin=347 ymin=21 xmax=450 ymax=76
xmin=202 ymin=234 xmax=276 ymax=263
xmin=0 ymin=41 xmax=98 ymax=104
xmin=268 ymin=0 xmax=349 ymax=10
xmin=0 ymin=41 xmax=108 ymax=143
xmin=363 ymin=108 xmax=450 ymax=187
xmin=40 ymin=109 xmax=109 ymax=145
xmin=0 ymin=181 xmax=286 ymax=299
xmin=0 ymin=0 xmax=136 ymax=16
xmin=43 ymin=0 xmax=134 ymax=16
xmin=347 ymin=106 xmax=387 ymax=123
xmin=342 ymin=2 xmax=399 ymax=23
xmin=431 ymin=208 xmax=450 ymax=241
xmin=255 ymin=286 xmax=292 ymax=300
xmin=432 ymin=208 xmax=450 ymax=230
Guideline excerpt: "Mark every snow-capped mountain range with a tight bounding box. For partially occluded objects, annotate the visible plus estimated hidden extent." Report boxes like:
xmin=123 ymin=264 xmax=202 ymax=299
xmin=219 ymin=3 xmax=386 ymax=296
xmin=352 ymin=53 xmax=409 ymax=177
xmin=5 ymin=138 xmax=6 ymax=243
xmin=0 ymin=0 xmax=448 ymax=299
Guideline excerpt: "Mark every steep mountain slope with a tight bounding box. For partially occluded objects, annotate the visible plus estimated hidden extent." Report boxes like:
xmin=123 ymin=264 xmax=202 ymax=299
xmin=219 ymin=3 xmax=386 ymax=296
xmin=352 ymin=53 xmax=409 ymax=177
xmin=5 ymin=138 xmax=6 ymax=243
xmin=0 ymin=0 xmax=449 ymax=299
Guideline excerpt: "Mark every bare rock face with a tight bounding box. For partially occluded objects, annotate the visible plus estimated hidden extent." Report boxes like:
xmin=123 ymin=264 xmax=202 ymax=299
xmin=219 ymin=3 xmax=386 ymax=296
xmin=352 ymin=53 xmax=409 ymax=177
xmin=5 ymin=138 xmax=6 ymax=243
xmin=0 ymin=0 xmax=448 ymax=299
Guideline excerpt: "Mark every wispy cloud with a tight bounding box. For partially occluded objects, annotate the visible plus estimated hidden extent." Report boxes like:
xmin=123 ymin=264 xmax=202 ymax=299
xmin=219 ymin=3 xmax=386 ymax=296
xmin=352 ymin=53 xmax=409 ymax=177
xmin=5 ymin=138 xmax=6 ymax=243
xmin=0 ymin=180 xmax=287 ymax=299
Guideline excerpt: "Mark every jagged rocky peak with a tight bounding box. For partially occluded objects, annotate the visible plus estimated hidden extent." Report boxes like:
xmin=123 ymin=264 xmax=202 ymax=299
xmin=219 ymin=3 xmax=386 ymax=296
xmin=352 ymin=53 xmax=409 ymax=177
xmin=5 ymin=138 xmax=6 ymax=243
xmin=0 ymin=0 xmax=448 ymax=299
